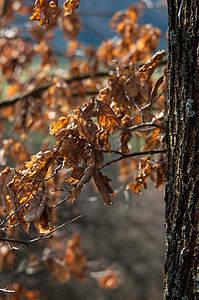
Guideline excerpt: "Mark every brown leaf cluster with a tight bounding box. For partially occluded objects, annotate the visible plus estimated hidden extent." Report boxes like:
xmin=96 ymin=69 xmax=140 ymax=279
xmin=63 ymin=0 xmax=80 ymax=16
xmin=0 ymin=5 xmax=167 ymax=282
xmin=0 ymin=96 xmax=120 ymax=233
xmin=0 ymin=148 xmax=58 ymax=232
xmin=127 ymin=157 xmax=152 ymax=194
xmin=97 ymin=4 xmax=161 ymax=66
xmin=127 ymin=154 xmax=166 ymax=194
xmin=98 ymin=50 xmax=166 ymax=153
xmin=45 ymin=233 xmax=87 ymax=283
xmin=0 ymin=46 xmax=167 ymax=232
xmin=50 ymin=97 xmax=118 ymax=205
xmin=30 ymin=0 xmax=59 ymax=26
xmin=0 ymin=3 xmax=169 ymax=294
xmin=60 ymin=12 xmax=82 ymax=40
xmin=0 ymin=37 xmax=33 ymax=81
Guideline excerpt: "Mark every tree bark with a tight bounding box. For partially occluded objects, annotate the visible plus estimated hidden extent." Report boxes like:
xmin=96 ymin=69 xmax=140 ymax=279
xmin=164 ymin=0 xmax=199 ymax=299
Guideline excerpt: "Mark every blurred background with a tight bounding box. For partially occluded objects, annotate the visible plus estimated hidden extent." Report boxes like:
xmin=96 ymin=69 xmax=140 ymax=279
xmin=14 ymin=0 xmax=168 ymax=55
xmin=0 ymin=1 xmax=167 ymax=299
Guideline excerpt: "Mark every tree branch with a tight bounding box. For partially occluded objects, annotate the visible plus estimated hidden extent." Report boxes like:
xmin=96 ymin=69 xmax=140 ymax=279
xmin=119 ymin=122 xmax=165 ymax=131
xmin=41 ymin=215 xmax=83 ymax=237
xmin=0 ymin=57 xmax=167 ymax=109
xmin=0 ymin=235 xmax=53 ymax=245
xmin=0 ymin=198 xmax=31 ymax=228
xmin=101 ymin=149 xmax=167 ymax=169
xmin=0 ymin=72 xmax=108 ymax=109
xmin=0 ymin=288 xmax=16 ymax=294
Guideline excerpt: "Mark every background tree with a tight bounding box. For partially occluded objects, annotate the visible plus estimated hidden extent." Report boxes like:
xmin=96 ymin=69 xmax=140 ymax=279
xmin=164 ymin=0 xmax=198 ymax=299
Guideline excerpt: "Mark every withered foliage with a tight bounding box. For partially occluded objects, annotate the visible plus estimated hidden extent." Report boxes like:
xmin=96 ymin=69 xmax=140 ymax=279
xmin=45 ymin=233 xmax=87 ymax=283
xmin=97 ymin=3 xmax=161 ymax=66
xmin=30 ymin=0 xmax=59 ymax=26
xmin=0 ymin=0 xmax=167 ymax=294
xmin=30 ymin=0 xmax=80 ymax=26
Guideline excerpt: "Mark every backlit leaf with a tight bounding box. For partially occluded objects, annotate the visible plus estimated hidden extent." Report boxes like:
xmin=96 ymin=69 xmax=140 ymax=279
xmin=63 ymin=0 xmax=80 ymax=16
xmin=96 ymin=100 xmax=120 ymax=134
xmin=94 ymin=170 xmax=115 ymax=205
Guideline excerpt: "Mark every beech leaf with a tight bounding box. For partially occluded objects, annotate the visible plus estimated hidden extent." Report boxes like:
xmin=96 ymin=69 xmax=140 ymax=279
xmin=94 ymin=170 xmax=115 ymax=205
xmin=96 ymin=100 xmax=120 ymax=134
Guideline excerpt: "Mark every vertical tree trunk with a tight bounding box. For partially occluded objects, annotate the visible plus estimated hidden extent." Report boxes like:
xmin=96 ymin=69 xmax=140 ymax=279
xmin=164 ymin=0 xmax=199 ymax=299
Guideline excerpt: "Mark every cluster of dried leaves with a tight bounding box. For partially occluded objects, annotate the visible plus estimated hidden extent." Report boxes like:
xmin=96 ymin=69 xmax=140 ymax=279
xmin=30 ymin=0 xmax=80 ymax=26
xmin=0 ymin=0 xmax=167 ymax=296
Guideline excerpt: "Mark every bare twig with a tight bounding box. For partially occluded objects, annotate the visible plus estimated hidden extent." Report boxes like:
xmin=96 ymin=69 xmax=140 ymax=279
xmin=44 ymin=163 xmax=63 ymax=181
xmin=41 ymin=215 xmax=83 ymax=237
xmin=119 ymin=122 xmax=165 ymax=131
xmin=0 ymin=57 xmax=167 ymax=109
xmin=101 ymin=149 xmax=167 ymax=169
xmin=0 ymin=288 xmax=16 ymax=294
xmin=0 ymin=72 xmax=108 ymax=109
xmin=0 ymin=235 xmax=53 ymax=245
xmin=0 ymin=198 xmax=31 ymax=228
xmin=5 ymin=241 xmax=18 ymax=251
xmin=52 ymin=194 xmax=71 ymax=209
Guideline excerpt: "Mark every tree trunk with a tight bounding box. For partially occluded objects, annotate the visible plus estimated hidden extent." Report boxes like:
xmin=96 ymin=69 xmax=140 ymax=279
xmin=164 ymin=0 xmax=199 ymax=299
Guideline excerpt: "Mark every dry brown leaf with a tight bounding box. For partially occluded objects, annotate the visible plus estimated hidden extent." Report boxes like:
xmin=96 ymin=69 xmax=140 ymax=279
xmin=24 ymin=190 xmax=46 ymax=222
xmin=139 ymin=50 xmax=167 ymax=82
xmin=141 ymin=129 xmax=161 ymax=151
xmin=94 ymin=169 xmax=115 ymax=205
xmin=96 ymin=100 xmax=120 ymax=134
xmin=150 ymin=155 xmax=166 ymax=188
xmin=30 ymin=0 xmax=58 ymax=26
xmin=127 ymin=157 xmax=151 ymax=194
xmin=63 ymin=0 xmax=80 ymax=16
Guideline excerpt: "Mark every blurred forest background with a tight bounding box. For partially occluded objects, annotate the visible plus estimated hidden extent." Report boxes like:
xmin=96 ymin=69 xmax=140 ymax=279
xmin=0 ymin=1 xmax=168 ymax=299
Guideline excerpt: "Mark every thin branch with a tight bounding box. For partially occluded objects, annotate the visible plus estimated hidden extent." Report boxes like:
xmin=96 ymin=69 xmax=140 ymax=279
xmin=5 ymin=241 xmax=18 ymax=251
xmin=102 ymin=149 xmax=124 ymax=156
xmin=0 ymin=235 xmax=53 ymax=245
xmin=0 ymin=57 xmax=167 ymax=109
xmin=0 ymin=198 xmax=31 ymax=228
xmin=41 ymin=215 xmax=83 ymax=237
xmin=44 ymin=163 xmax=62 ymax=181
xmin=0 ymin=72 xmax=108 ymax=109
xmin=119 ymin=122 xmax=165 ymax=131
xmin=27 ymin=235 xmax=53 ymax=244
xmin=0 ymin=82 xmax=52 ymax=108
xmin=141 ymin=90 xmax=164 ymax=111
xmin=83 ymin=21 xmax=106 ymax=41
xmin=0 ymin=237 xmax=30 ymax=245
xmin=52 ymin=194 xmax=71 ymax=209
xmin=101 ymin=149 xmax=167 ymax=169
xmin=0 ymin=288 xmax=16 ymax=294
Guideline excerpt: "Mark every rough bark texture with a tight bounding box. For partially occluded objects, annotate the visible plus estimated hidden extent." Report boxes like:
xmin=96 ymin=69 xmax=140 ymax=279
xmin=164 ymin=0 xmax=199 ymax=299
